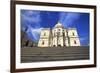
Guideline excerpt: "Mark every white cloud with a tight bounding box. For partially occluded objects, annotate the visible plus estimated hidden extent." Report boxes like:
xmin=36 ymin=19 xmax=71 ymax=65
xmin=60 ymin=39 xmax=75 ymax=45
xmin=31 ymin=28 xmax=43 ymax=41
xmin=21 ymin=13 xmax=41 ymax=23
xmin=21 ymin=10 xmax=41 ymax=29
xmin=59 ymin=12 xmax=81 ymax=27
xmin=26 ymin=26 xmax=43 ymax=41
xmin=31 ymin=28 xmax=43 ymax=35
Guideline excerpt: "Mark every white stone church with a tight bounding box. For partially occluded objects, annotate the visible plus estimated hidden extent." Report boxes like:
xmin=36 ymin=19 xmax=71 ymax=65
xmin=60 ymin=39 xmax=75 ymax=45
xmin=38 ymin=22 xmax=81 ymax=47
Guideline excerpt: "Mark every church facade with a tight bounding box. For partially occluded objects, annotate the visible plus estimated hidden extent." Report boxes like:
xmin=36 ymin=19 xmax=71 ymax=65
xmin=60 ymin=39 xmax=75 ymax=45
xmin=38 ymin=22 xmax=81 ymax=47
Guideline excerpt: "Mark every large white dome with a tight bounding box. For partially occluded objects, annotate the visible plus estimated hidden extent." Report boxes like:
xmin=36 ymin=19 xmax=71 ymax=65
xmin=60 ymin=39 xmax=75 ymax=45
xmin=55 ymin=22 xmax=63 ymax=28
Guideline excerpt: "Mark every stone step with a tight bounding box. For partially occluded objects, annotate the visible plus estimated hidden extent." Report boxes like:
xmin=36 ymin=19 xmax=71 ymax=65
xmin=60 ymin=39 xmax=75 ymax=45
xmin=21 ymin=46 xmax=89 ymax=63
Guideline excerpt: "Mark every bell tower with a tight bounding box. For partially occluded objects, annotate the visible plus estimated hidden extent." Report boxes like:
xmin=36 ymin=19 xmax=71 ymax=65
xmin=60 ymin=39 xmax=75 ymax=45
xmin=68 ymin=28 xmax=81 ymax=46
xmin=38 ymin=28 xmax=51 ymax=47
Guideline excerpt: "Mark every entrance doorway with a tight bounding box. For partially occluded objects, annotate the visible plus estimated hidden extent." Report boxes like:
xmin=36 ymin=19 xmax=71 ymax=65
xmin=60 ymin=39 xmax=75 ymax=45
xmin=58 ymin=44 xmax=61 ymax=47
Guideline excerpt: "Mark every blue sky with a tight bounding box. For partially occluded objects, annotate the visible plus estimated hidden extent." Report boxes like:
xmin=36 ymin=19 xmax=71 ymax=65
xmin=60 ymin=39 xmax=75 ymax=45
xmin=21 ymin=10 xmax=90 ymax=46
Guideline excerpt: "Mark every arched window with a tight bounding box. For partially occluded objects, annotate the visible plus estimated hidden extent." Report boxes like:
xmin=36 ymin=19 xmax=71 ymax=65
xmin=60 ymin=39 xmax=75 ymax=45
xmin=42 ymin=41 xmax=44 ymax=45
xmin=44 ymin=33 xmax=46 ymax=36
xmin=74 ymin=40 xmax=77 ymax=44
xmin=63 ymin=32 xmax=65 ymax=36
xmin=72 ymin=32 xmax=75 ymax=36
xmin=58 ymin=29 xmax=60 ymax=31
